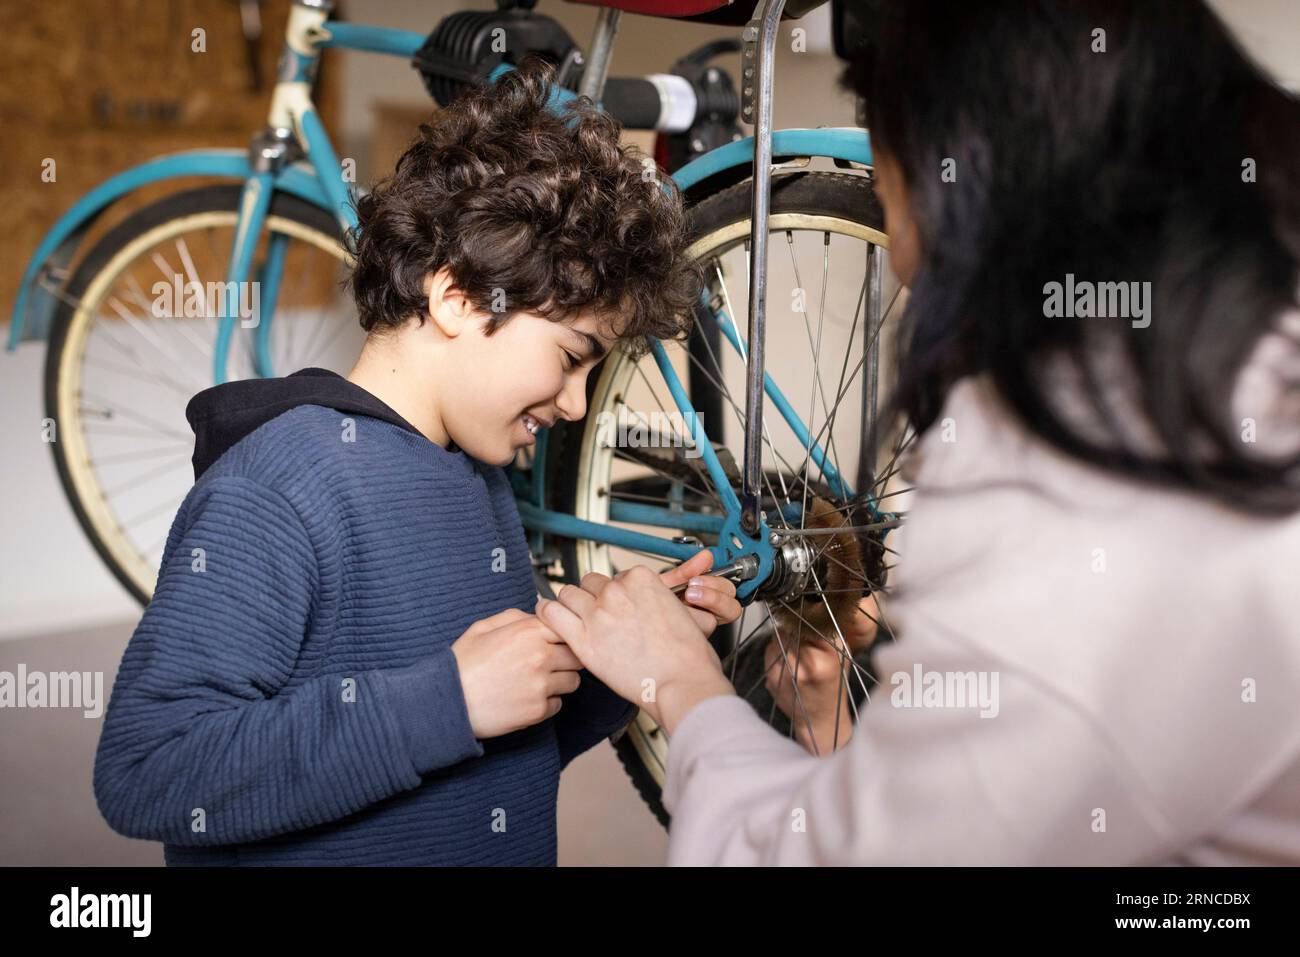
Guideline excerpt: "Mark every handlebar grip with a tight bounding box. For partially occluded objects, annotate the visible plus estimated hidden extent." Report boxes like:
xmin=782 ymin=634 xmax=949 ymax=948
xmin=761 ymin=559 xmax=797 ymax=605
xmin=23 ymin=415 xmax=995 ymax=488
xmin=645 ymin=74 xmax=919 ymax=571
xmin=600 ymin=75 xmax=698 ymax=133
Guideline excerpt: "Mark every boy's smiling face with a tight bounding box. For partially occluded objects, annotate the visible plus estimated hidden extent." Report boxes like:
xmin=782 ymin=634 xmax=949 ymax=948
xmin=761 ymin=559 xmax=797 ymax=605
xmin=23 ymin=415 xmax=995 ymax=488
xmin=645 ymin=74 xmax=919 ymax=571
xmin=425 ymin=266 xmax=621 ymax=466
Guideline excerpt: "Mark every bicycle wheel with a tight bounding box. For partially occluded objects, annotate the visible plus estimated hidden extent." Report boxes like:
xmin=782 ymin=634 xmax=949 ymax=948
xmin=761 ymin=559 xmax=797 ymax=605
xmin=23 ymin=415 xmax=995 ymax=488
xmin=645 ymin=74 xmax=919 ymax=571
xmin=45 ymin=184 xmax=360 ymax=605
xmin=547 ymin=170 xmax=915 ymax=825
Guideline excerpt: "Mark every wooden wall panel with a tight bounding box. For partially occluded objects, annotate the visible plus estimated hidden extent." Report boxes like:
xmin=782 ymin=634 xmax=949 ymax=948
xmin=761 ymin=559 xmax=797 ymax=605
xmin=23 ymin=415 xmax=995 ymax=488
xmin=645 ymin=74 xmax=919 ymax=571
xmin=1 ymin=0 xmax=343 ymax=324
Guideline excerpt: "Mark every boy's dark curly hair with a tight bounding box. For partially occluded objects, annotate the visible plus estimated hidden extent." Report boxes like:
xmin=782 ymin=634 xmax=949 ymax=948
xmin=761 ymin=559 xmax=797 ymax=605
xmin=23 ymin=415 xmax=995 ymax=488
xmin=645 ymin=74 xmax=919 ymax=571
xmin=345 ymin=56 xmax=703 ymax=354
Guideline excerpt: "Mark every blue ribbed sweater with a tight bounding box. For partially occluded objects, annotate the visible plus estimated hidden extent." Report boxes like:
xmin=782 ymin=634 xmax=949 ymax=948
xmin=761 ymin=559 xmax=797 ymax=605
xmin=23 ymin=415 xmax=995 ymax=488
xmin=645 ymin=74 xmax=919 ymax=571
xmin=93 ymin=401 xmax=636 ymax=865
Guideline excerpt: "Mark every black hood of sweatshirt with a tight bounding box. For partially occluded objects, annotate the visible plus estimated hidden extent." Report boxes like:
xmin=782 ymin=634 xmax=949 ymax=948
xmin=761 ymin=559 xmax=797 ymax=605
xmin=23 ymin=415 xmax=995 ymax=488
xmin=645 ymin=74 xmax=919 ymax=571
xmin=185 ymin=367 xmax=427 ymax=481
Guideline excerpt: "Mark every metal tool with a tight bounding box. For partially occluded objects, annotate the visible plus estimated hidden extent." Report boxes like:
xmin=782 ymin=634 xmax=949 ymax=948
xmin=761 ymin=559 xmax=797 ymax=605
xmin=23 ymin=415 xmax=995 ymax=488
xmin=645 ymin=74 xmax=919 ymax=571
xmin=669 ymin=553 xmax=759 ymax=595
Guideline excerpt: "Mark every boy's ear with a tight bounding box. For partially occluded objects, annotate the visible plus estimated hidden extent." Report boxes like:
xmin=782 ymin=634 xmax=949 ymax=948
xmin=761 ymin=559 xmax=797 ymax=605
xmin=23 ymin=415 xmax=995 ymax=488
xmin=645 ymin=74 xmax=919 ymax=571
xmin=425 ymin=265 xmax=476 ymax=339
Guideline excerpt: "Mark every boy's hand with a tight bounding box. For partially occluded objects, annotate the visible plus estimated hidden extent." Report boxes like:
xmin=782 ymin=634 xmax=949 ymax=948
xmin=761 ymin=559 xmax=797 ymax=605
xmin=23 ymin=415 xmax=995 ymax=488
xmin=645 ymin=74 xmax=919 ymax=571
xmin=658 ymin=550 xmax=743 ymax=635
xmin=451 ymin=609 xmax=583 ymax=739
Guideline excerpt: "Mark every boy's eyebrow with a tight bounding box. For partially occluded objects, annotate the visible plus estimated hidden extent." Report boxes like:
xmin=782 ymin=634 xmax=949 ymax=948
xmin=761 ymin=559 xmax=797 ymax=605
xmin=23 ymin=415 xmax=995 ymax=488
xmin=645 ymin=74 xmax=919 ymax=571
xmin=568 ymin=328 xmax=607 ymax=361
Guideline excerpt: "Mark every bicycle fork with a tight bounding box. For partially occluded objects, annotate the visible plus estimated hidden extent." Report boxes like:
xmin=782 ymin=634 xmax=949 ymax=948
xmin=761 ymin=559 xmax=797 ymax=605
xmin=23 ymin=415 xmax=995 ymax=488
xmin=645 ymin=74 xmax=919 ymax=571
xmin=215 ymin=0 xmax=354 ymax=385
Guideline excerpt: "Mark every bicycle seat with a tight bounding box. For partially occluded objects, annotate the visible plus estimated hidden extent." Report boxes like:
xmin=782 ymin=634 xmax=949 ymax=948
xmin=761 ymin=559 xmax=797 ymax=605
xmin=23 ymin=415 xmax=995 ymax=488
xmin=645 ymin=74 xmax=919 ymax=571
xmin=564 ymin=0 xmax=828 ymax=27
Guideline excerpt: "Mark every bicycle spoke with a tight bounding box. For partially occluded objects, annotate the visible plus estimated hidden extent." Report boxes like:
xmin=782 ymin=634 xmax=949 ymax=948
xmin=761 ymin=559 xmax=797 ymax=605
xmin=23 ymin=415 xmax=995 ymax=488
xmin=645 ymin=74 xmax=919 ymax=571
xmin=120 ymin=491 xmax=190 ymax=531
xmin=102 ymin=450 xmax=195 ymax=499
xmin=786 ymin=231 xmax=850 ymax=494
xmin=801 ymin=278 xmax=903 ymax=495
xmin=124 ymin=272 xmax=214 ymax=363
xmin=86 ymin=322 xmax=190 ymax=382
xmin=701 ymin=259 xmax=803 ymax=523
xmin=93 ymin=443 xmax=194 ymax=466
xmin=679 ymin=334 xmax=801 ymax=524
xmin=78 ymin=396 xmax=192 ymax=441
xmin=80 ymin=348 xmax=192 ymax=400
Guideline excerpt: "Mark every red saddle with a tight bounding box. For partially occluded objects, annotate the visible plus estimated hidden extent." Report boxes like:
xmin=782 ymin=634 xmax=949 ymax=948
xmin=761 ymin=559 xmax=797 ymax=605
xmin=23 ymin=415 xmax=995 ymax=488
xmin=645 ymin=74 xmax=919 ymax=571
xmin=563 ymin=0 xmax=826 ymax=27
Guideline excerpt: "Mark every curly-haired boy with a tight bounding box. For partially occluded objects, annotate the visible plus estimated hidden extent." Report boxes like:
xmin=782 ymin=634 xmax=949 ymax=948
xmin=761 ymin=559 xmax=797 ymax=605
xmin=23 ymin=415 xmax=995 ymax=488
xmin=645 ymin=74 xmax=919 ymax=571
xmin=92 ymin=59 xmax=738 ymax=866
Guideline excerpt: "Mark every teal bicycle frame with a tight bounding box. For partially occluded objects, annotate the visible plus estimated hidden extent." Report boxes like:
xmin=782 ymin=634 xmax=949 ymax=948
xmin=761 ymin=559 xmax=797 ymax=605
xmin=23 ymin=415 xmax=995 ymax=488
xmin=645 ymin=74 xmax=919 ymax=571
xmin=8 ymin=0 xmax=877 ymax=600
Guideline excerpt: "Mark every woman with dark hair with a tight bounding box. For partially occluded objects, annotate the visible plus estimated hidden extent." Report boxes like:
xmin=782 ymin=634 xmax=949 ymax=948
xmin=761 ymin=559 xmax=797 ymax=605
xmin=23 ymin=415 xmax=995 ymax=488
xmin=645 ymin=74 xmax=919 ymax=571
xmin=539 ymin=0 xmax=1300 ymax=864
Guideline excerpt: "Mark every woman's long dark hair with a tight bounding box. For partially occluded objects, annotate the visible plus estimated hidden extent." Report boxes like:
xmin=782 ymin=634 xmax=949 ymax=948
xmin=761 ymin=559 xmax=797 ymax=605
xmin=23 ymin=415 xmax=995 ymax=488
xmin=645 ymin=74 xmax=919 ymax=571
xmin=840 ymin=0 xmax=1300 ymax=513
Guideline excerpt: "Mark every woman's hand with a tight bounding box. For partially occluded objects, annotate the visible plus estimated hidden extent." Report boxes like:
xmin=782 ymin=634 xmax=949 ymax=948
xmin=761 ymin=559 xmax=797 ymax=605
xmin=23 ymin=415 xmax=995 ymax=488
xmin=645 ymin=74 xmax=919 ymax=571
xmin=766 ymin=595 xmax=880 ymax=754
xmin=537 ymin=564 xmax=735 ymax=734
xmin=658 ymin=549 xmax=743 ymax=634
